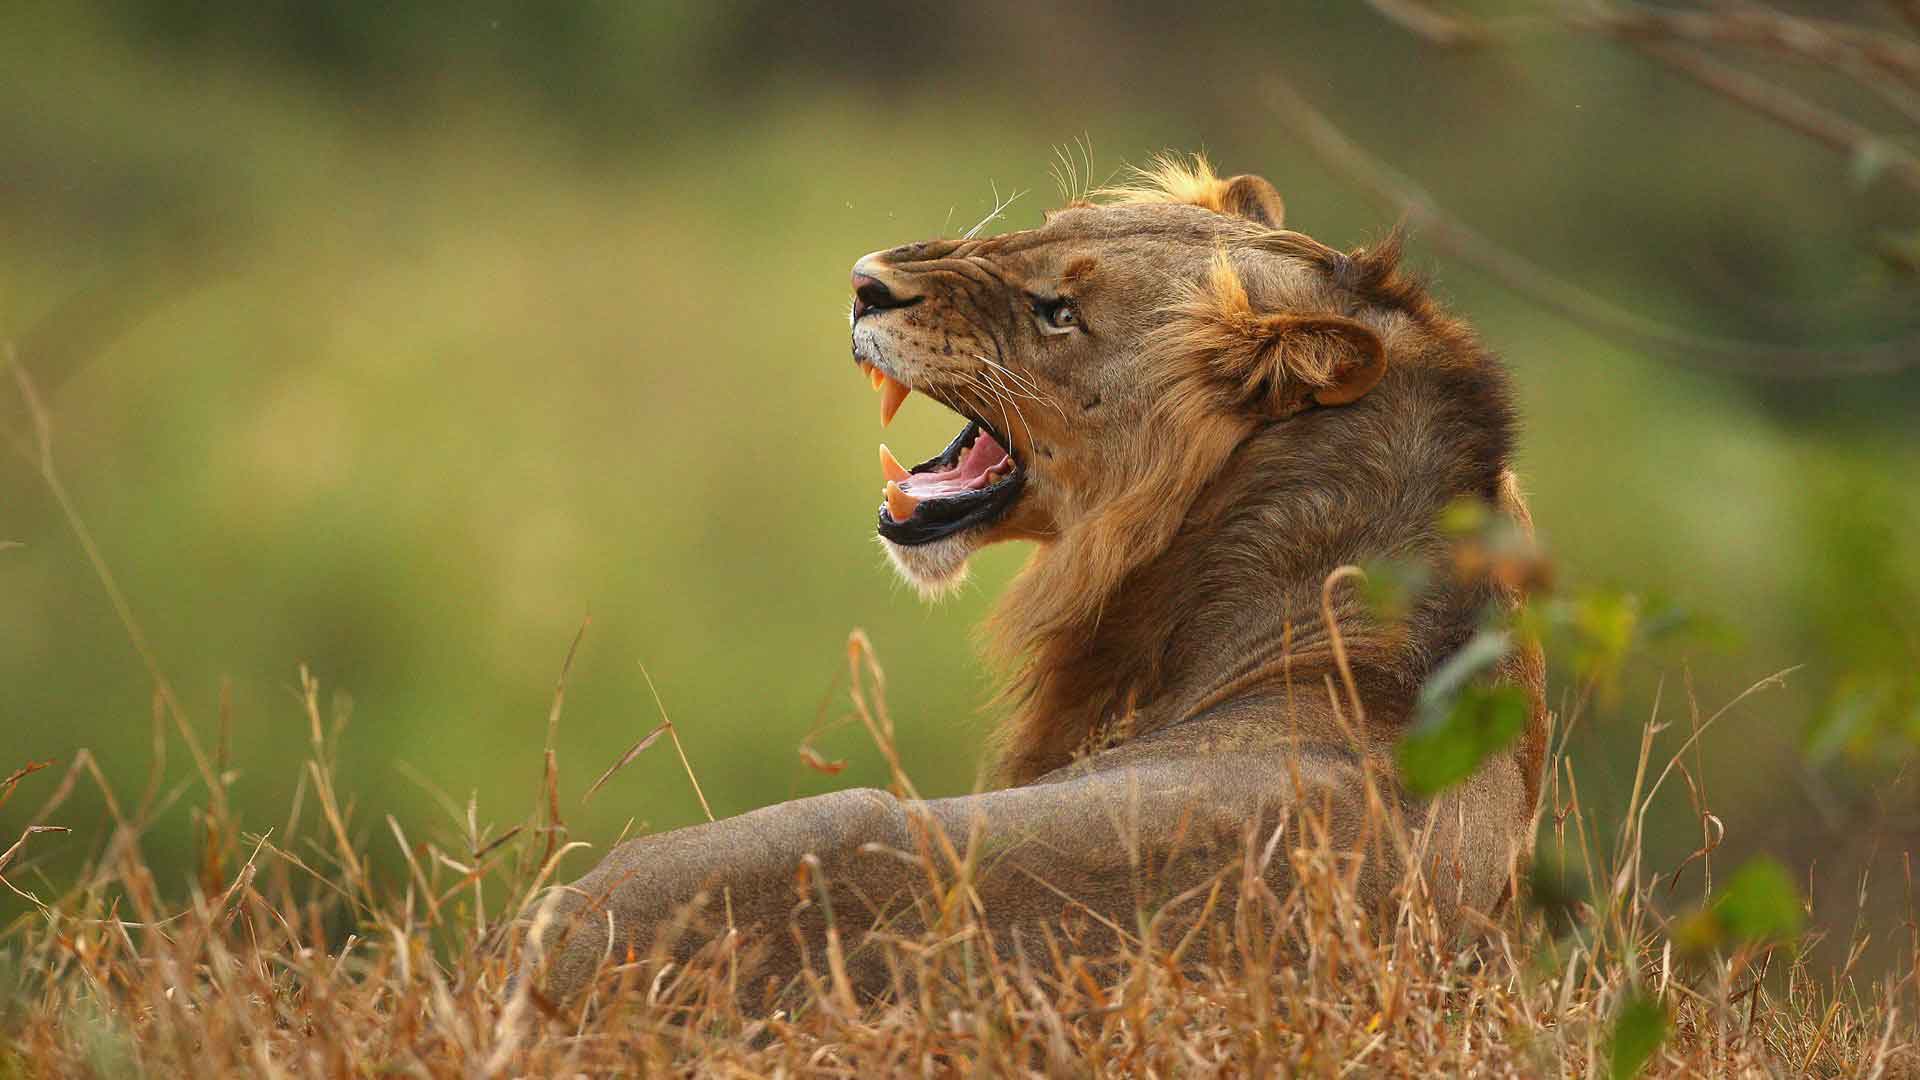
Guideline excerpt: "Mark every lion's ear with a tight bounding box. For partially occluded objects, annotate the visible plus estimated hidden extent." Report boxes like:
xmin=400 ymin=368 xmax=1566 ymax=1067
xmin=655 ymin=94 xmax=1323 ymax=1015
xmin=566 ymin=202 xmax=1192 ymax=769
xmin=1218 ymin=174 xmax=1286 ymax=228
xmin=1291 ymin=316 xmax=1386 ymax=407
xmin=1181 ymin=252 xmax=1385 ymax=417
xmin=1233 ymin=314 xmax=1387 ymax=418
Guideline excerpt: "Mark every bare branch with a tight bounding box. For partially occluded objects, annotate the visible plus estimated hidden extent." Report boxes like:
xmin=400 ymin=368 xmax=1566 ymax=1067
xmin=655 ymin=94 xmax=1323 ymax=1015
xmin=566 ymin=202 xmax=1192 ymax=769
xmin=1361 ymin=0 xmax=1492 ymax=47
xmin=1262 ymin=76 xmax=1920 ymax=376
xmin=1632 ymin=39 xmax=1920 ymax=195
xmin=1604 ymin=1 xmax=1920 ymax=127
xmin=1369 ymin=1 xmax=1920 ymax=130
xmin=1591 ymin=4 xmax=1920 ymax=88
xmin=1898 ymin=0 xmax=1920 ymax=39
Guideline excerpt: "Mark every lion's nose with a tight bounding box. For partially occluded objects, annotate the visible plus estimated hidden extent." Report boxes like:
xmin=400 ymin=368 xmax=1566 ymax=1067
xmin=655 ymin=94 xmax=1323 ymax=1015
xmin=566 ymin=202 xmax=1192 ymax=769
xmin=850 ymin=258 xmax=920 ymax=321
xmin=850 ymin=273 xmax=900 ymax=320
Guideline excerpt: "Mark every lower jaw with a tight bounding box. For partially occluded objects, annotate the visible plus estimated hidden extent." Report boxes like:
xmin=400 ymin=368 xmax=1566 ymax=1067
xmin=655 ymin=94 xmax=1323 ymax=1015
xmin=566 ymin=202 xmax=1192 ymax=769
xmin=875 ymin=490 xmax=1020 ymax=546
xmin=875 ymin=424 xmax=1025 ymax=546
xmin=878 ymin=530 xmax=975 ymax=598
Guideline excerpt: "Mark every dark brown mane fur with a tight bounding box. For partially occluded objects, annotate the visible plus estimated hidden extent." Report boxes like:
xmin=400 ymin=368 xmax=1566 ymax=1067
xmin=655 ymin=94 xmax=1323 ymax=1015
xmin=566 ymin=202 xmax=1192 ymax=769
xmin=985 ymin=229 xmax=1545 ymax=808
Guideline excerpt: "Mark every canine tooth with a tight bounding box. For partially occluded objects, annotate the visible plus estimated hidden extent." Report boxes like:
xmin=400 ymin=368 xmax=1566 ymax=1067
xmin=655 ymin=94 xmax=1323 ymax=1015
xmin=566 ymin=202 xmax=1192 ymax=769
xmin=880 ymin=377 xmax=911 ymax=427
xmin=869 ymin=367 xmax=887 ymax=391
xmin=879 ymin=444 xmax=909 ymax=483
xmin=885 ymin=481 xmax=919 ymax=521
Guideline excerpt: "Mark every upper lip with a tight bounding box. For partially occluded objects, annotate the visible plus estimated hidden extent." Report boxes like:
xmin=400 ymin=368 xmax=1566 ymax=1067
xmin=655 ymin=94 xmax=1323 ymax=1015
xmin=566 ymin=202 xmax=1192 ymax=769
xmin=852 ymin=351 xmax=915 ymax=426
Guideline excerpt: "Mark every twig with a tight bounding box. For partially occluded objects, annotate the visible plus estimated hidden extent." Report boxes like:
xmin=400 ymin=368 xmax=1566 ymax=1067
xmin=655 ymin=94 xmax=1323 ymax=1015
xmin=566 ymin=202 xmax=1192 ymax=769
xmin=1366 ymin=1 xmax=1920 ymax=125
xmin=1632 ymin=39 xmax=1920 ymax=196
xmin=638 ymin=663 xmax=714 ymax=822
xmin=540 ymin=618 xmax=591 ymax=869
xmin=1361 ymin=0 xmax=1492 ymax=47
xmin=0 ymin=760 xmax=52 ymax=811
xmin=0 ymin=825 xmax=70 ymax=878
xmin=1583 ymin=4 xmax=1920 ymax=92
xmin=1900 ymin=0 xmax=1920 ymax=39
xmin=5 ymin=353 xmax=230 ymax=816
xmin=582 ymin=722 xmax=670 ymax=805
xmin=1260 ymin=78 xmax=1920 ymax=376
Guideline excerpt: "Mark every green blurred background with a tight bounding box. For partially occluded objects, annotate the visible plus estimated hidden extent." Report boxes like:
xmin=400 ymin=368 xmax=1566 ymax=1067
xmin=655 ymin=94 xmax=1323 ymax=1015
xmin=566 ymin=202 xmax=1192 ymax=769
xmin=3 ymin=2 xmax=1917 ymax=963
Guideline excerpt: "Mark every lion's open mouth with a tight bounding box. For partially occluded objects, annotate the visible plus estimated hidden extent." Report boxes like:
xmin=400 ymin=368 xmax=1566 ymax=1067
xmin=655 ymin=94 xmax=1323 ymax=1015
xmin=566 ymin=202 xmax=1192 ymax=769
xmin=858 ymin=365 xmax=1025 ymax=546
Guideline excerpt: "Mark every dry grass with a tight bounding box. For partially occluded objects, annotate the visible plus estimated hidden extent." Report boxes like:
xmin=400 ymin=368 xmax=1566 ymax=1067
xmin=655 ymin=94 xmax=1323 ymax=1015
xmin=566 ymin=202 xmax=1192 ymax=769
xmin=1 ymin=640 xmax=1917 ymax=1079
xmin=2 ymin=358 xmax=1917 ymax=1077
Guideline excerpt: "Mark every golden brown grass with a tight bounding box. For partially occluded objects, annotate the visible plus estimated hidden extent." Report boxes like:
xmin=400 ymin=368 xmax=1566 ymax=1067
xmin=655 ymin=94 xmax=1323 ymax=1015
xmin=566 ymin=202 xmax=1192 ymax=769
xmin=1 ymin=637 xmax=1917 ymax=1078
xmin=2 ymin=354 xmax=1917 ymax=1076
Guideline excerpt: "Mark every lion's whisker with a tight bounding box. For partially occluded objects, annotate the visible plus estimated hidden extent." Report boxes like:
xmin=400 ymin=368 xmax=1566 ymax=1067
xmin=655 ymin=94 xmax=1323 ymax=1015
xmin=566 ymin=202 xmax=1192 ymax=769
xmin=976 ymin=355 xmax=1066 ymax=422
xmin=987 ymin=366 xmax=1055 ymax=412
xmin=966 ymin=363 xmax=1033 ymax=434
xmin=952 ymin=371 xmax=1010 ymax=426
xmin=963 ymin=183 xmax=1024 ymax=240
xmin=974 ymin=354 xmax=1051 ymax=405
xmin=983 ymin=368 xmax=1033 ymax=442
xmin=950 ymin=370 xmax=1024 ymax=447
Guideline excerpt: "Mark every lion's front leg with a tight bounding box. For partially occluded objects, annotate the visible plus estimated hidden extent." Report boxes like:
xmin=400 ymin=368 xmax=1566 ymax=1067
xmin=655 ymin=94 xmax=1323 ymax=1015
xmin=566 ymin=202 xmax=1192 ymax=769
xmin=533 ymin=786 xmax=924 ymax=1004
xmin=531 ymin=742 xmax=1520 ymax=1006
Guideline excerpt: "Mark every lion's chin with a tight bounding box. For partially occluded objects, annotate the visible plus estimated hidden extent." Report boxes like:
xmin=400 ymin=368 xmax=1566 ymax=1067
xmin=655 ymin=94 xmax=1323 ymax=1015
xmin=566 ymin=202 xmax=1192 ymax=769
xmin=878 ymin=532 xmax=975 ymax=600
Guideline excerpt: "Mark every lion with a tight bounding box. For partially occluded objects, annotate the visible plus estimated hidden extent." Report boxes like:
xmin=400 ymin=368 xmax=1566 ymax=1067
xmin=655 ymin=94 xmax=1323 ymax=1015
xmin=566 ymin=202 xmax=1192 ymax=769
xmin=530 ymin=155 xmax=1547 ymax=1005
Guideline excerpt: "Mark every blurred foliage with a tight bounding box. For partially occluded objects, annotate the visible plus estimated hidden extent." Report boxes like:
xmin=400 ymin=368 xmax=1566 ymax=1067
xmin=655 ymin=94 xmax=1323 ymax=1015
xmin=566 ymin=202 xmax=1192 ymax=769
xmin=1 ymin=0 xmax=1918 ymax=976
xmin=1519 ymin=588 xmax=1735 ymax=695
xmin=1356 ymin=556 xmax=1434 ymax=625
xmin=1399 ymin=680 xmax=1532 ymax=796
xmin=1673 ymin=855 xmax=1807 ymax=956
xmin=1608 ymin=989 xmax=1672 ymax=1080
xmin=1396 ymin=493 xmax=1730 ymax=798
xmin=1526 ymin=840 xmax=1590 ymax=941
xmin=1794 ymin=467 xmax=1920 ymax=764
xmin=1877 ymin=227 xmax=1920 ymax=278
xmin=1399 ymin=628 xmax=1530 ymax=796
xmin=1808 ymin=672 xmax=1920 ymax=763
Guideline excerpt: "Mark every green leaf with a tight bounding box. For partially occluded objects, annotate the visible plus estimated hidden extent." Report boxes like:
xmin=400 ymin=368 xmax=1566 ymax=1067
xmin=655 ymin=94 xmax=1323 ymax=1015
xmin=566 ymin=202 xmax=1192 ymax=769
xmin=1398 ymin=628 xmax=1528 ymax=796
xmin=1608 ymin=991 xmax=1671 ymax=1080
xmin=1414 ymin=628 xmax=1512 ymax=722
xmin=1673 ymin=858 xmax=1806 ymax=959
xmin=1399 ymin=683 xmax=1529 ymax=796
xmin=1437 ymin=496 xmax=1490 ymax=538
xmin=1670 ymin=907 xmax=1724 ymax=957
xmin=1712 ymin=857 xmax=1804 ymax=945
xmin=1572 ymin=589 xmax=1639 ymax=687
xmin=1357 ymin=556 xmax=1432 ymax=623
xmin=1805 ymin=679 xmax=1888 ymax=764
xmin=1805 ymin=671 xmax=1920 ymax=765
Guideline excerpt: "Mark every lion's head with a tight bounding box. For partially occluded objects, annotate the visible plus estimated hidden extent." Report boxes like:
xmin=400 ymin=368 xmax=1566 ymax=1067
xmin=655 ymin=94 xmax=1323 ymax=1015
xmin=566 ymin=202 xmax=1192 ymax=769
xmin=851 ymin=156 xmax=1390 ymax=608
xmin=848 ymin=155 xmax=1541 ymax=793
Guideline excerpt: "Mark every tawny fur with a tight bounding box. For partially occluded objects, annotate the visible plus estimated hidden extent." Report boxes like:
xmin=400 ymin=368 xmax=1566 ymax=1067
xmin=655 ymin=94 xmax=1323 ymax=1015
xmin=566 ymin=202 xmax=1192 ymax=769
xmin=533 ymin=155 xmax=1547 ymax=1006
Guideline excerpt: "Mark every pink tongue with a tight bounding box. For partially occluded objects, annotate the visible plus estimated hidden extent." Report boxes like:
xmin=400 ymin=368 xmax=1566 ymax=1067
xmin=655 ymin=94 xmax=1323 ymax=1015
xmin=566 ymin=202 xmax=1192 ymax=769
xmin=899 ymin=431 xmax=1011 ymax=500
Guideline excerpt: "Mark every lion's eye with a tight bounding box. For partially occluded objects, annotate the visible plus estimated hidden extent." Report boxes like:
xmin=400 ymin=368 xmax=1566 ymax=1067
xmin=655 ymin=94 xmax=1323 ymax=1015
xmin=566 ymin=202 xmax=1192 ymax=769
xmin=1035 ymin=297 xmax=1079 ymax=333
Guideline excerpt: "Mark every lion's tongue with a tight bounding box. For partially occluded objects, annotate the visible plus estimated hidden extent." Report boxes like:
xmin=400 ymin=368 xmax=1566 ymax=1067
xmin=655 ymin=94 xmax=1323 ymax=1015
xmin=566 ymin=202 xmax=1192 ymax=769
xmin=881 ymin=430 xmax=1012 ymax=521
